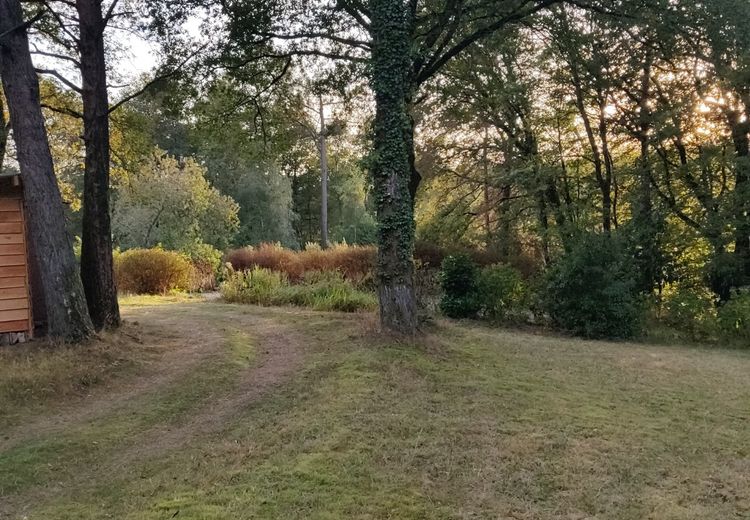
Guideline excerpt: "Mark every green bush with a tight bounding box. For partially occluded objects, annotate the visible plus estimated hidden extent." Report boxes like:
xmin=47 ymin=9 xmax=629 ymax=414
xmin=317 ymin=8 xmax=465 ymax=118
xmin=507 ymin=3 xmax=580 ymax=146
xmin=279 ymin=271 xmax=377 ymax=312
xmin=439 ymin=254 xmax=480 ymax=319
xmin=181 ymin=242 xmax=223 ymax=292
xmin=661 ymin=285 xmax=718 ymax=342
xmin=115 ymin=248 xmax=193 ymax=295
xmin=542 ymin=233 xmax=643 ymax=339
xmin=717 ymin=291 xmax=750 ymax=345
xmin=220 ymin=268 xmax=376 ymax=312
xmin=477 ymin=264 xmax=526 ymax=321
xmin=220 ymin=267 xmax=285 ymax=305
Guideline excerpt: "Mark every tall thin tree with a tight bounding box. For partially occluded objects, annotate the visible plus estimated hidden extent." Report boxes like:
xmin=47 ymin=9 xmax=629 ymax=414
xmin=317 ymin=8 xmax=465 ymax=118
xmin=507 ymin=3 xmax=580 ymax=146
xmin=76 ymin=0 xmax=120 ymax=330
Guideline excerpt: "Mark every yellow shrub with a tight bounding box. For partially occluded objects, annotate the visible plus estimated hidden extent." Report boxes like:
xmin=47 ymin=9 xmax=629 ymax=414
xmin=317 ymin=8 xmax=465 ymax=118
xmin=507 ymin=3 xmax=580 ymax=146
xmin=115 ymin=248 xmax=193 ymax=295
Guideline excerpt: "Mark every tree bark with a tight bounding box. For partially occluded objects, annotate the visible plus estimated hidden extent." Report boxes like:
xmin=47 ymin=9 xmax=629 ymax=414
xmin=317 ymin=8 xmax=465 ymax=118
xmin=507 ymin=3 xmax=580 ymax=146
xmin=318 ymin=95 xmax=329 ymax=249
xmin=0 ymin=0 xmax=93 ymax=341
xmin=571 ymin=69 xmax=611 ymax=232
xmin=634 ymin=54 xmax=659 ymax=293
xmin=730 ymin=116 xmax=750 ymax=285
xmin=370 ymin=0 xmax=418 ymax=334
xmin=76 ymin=0 xmax=120 ymax=330
xmin=0 ymin=92 xmax=8 ymax=173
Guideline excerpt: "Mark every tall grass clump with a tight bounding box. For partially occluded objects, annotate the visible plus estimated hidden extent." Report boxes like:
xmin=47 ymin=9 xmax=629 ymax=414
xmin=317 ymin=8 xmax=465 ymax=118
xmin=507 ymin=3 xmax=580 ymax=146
xmin=278 ymin=271 xmax=377 ymax=312
xmin=220 ymin=267 xmax=376 ymax=312
xmin=220 ymin=267 xmax=286 ymax=305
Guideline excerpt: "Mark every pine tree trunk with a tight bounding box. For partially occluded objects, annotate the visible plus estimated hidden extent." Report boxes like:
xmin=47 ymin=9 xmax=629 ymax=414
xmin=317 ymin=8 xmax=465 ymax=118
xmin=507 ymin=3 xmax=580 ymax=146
xmin=0 ymin=0 xmax=93 ymax=341
xmin=76 ymin=0 xmax=120 ymax=330
xmin=318 ymin=95 xmax=329 ymax=249
xmin=0 ymin=94 xmax=8 ymax=174
xmin=370 ymin=0 xmax=418 ymax=335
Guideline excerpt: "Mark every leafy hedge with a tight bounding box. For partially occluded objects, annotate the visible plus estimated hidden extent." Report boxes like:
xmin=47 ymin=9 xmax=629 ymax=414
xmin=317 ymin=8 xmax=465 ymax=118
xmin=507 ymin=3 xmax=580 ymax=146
xmin=541 ymin=233 xmax=643 ymax=339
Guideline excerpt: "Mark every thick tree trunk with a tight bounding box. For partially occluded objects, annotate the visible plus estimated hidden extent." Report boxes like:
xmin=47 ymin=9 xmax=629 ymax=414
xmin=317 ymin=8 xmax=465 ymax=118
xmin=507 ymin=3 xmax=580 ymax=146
xmin=318 ymin=95 xmax=329 ymax=249
xmin=370 ymin=0 xmax=418 ymax=334
xmin=0 ymin=0 xmax=93 ymax=341
xmin=76 ymin=0 xmax=120 ymax=330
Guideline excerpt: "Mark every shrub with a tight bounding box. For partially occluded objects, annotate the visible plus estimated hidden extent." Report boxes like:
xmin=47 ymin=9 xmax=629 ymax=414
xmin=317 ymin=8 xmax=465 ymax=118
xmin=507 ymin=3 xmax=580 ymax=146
xmin=220 ymin=267 xmax=376 ymax=312
xmin=181 ymin=242 xmax=223 ymax=292
xmin=717 ymin=291 xmax=750 ymax=345
xmin=477 ymin=264 xmax=527 ymax=321
xmin=278 ymin=271 xmax=377 ymax=312
xmin=225 ymin=243 xmax=376 ymax=282
xmin=220 ymin=267 xmax=286 ymax=305
xmin=661 ymin=285 xmax=718 ymax=341
xmin=542 ymin=233 xmax=643 ymax=339
xmin=115 ymin=248 xmax=193 ymax=295
xmin=226 ymin=243 xmax=299 ymax=277
xmin=439 ymin=254 xmax=481 ymax=319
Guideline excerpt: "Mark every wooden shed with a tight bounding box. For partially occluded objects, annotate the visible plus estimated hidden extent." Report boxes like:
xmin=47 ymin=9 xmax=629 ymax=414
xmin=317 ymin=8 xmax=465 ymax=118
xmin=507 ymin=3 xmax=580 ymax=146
xmin=0 ymin=173 xmax=43 ymax=343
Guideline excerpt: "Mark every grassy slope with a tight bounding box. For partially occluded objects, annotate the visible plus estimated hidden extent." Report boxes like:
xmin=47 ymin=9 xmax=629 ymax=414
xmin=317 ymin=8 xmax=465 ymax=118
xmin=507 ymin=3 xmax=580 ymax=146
xmin=0 ymin=297 xmax=748 ymax=519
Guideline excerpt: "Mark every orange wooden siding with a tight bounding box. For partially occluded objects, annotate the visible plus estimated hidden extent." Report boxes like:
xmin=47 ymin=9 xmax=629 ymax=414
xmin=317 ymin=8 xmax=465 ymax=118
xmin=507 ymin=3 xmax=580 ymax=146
xmin=0 ymin=197 xmax=32 ymax=335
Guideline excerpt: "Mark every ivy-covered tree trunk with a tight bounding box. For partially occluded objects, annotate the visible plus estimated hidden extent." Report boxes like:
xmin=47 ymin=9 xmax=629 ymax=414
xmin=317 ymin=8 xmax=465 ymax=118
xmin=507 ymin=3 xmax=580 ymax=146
xmin=76 ymin=0 xmax=121 ymax=330
xmin=370 ymin=0 xmax=418 ymax=334
xmin=0 ymin=0 xmax=93 ymax=342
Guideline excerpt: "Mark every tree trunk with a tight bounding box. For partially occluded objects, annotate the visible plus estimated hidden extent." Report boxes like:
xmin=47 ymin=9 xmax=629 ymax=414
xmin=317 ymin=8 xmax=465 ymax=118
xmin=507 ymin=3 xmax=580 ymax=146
xmin=76 ymin=0 xmax=120 ymax=330
xmin=633 ymin=52 xmax=659 ymax=293
xmin=318 ymin=95 xmax=329 ymax=249
xmin=571 ymin=70 xmax=611 ymax=232
xmin=730 ymin=117 xmax=750 ymax=285
xmin=0 ymin=0 xmax=93 ymax=341
xmin=0 ymin=93 xmax=8 ymax=173
xmin=370 ymin=0 xmax=418 ymax=335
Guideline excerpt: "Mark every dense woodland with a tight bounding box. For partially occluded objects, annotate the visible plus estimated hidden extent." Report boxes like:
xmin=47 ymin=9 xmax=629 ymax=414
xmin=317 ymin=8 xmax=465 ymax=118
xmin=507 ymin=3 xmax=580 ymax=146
xmin=0 ymin=0 xmax=749 ymax=341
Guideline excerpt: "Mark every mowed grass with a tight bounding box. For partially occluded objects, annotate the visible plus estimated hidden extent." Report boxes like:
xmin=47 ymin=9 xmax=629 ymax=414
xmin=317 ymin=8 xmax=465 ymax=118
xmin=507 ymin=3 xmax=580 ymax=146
xmin=0 ymin=298 xmax=749 ymax=519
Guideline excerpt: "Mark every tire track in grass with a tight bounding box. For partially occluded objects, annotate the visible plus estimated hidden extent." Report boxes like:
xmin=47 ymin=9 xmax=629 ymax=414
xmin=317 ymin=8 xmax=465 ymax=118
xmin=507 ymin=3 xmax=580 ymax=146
xmin=0 ymin=302 xmax=309 ymax=518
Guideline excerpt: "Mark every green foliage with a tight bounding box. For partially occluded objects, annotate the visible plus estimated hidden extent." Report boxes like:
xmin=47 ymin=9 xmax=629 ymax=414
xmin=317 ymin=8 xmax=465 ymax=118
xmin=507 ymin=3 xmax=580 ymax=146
xmin=231 ymin=167 xmax=299 ymax=249
xmin=220 ymin=267 xmax=376 ymax=312
xmin=113 ymin=149 xmax=239 ymax=251
xmin=181 ymin=242 xmax=224 ymax=292
xmin=661 ymin=285 xmax=718 ymax=342
xmin=439 ymin=254 xmax=480 ymax=319
xmin=220 ymin=267 xmax=286 ymax=305
xmin=717 ymin=291 xmax=750 ymax=345
xmin=277 ymin=271 xmax=378 ymax=312
xmin=115 ymin=248 xmax=193 ymax=295
xmin=476 ymin=264 xmax=527 ymax=322
xmin=542 ymin=233 xmax=643 ymax=339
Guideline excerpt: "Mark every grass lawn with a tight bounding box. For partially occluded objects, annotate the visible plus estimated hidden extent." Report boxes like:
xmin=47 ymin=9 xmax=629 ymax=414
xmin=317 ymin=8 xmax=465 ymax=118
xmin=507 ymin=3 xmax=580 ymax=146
xmin=1 ymin=297 xmax=748 ymax=519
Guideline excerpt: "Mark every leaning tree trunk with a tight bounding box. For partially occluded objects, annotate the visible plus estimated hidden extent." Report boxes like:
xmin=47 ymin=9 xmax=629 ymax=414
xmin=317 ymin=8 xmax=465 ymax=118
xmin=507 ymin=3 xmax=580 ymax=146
xmin=370 ymin=0 xmax=418 ymax=334
xmin=76 ymin=0 xmax=120 ymax=330
xmin=0 ymin=0 xmax=93 ymax=341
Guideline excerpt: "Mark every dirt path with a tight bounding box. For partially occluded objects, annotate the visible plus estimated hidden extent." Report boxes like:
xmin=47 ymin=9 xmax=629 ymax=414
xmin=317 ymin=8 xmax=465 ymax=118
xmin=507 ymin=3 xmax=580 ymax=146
xmin=103 ymin=311 xmax=308 ymax=469
xmin=0 ymin=307 xmax=228 ymax=452
xmin=0 ymin=301 xmax=310 ymax=517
